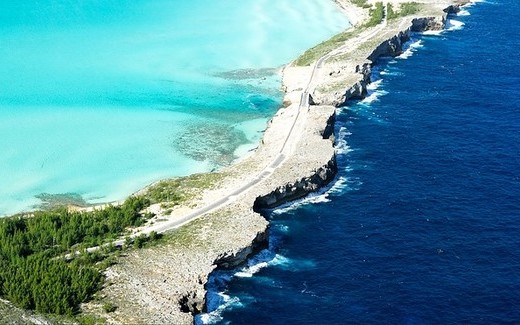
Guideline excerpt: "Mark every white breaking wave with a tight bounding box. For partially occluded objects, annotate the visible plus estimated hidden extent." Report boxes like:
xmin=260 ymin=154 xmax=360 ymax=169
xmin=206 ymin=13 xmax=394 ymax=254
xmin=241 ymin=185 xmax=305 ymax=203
xmin=270 ymin=192 xmax=332 ymax=215
xmin=367 ymin=78 xmax=383 ymax=90
xmin=335 ymin=126 xmax=352 ymax=155
xmin=198 ymin=292 xmax=241 ymax=324
xmin=197 ymin=247 xmax=291 ymax=323
xmin=422 ymin=29 xmax=444 ymax=36
xmin=327 ymin=175 xmax=351 ymax=195
xmin=360 ymin=76 xmax=387 ymax=104
xmin=398 ymin=40 xmax=424 ymax=59
xmin=446 ymin=19 xmax=465 ymax=31
xmin=270 ymin=254 xmax=291 ymax=266
xmin=278 ymin=224 xmax=289 ymax=233
xmin=235 ymin=262 xmax=269 ymax=278
xmin=380 ymin=70 xmax=403 ymax=76
xmin=361 ymin=89 xmax=388 ymax=104
xmin=233 ymin=247 xmax=291 ymax=277
xmin=458 ymin=9 xmax=471 ymax=16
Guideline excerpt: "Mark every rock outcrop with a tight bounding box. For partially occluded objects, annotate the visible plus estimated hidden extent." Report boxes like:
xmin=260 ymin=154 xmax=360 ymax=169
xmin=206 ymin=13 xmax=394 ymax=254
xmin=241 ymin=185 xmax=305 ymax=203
xmin=368 ymin=30 xmax=411 ymax=61
xmin=410 ymin=16 xmax=445 ymax=31
xmin=253 ymin=158 xmax=337 ymax=210
xmin=214 ymin=230 xmax=268 ymax=269
xmin=313 ymin=5 xmax=465 ymax=108
xmin=176 ymin=227 xmax=267 ymax=315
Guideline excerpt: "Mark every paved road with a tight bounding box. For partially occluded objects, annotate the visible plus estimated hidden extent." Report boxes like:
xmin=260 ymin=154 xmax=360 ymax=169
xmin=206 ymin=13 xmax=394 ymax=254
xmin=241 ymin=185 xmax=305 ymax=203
xmin=85 ymin=9 xmax=391 ymax=252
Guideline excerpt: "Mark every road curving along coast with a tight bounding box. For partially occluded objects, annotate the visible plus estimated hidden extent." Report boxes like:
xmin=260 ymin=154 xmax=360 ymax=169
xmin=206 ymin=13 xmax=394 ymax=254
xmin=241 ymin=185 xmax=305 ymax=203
xmin=76 ymin=1 xmax=472 ymax=323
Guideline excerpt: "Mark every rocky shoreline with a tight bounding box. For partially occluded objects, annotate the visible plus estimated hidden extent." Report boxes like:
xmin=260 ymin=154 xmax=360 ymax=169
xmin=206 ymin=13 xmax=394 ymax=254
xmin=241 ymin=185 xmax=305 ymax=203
xmin=77 ymin=1 xmax=470 ymax=324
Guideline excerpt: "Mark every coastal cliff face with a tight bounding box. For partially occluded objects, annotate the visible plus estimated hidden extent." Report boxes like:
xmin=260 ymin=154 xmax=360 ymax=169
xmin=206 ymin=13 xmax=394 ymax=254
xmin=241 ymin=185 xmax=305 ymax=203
xmin=252 ymin=2 xmax=465 ymax=211
xmin=178 ymin=229 xmax=268 ymax=315
xmin=181 ymin=104 xmax=339 ymax=317
xmin=213 ymin=230 xmax=268 ymax=269
xmin=411 ymin=4 xmax=462 ymax=31
xmin=92 ymin=208 xmax=269 ymax=324
xmin=332 ymin=24 xmax=422 ymax=105
xmin=91 ymin=100 xmax=339 ymax=324
xmin=314 ymin=6 xmax=464 ymax=107
xmin=252 ymin=103 xmax=338 ymax=211
xmin=253 ymin=158 xmax=337 ymax=210
xmin=83 ymin=2 xmax=469 ymax=324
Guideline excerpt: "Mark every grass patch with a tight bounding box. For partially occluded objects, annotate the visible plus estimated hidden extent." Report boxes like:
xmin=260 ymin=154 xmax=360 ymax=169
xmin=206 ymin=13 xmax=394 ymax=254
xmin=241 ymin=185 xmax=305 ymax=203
xmin=351 ymin=0 xmax=371 ymax=8
xmin=77 ymin=314 xmax=105 ymax=325
xmin=295 ymin=1 xmax=386 ymax=67
xmin=155 ymin=209 xmax=232 ymax=250
xmin=102 ymin=302 xmax=117 ymax=313
xmin=364 ymin=2 xmax=384 ymax=27
xmin=144 ymin=172 xmax=226 ymax=206
xmin=295 ymin=29 xmax=361 ymax=66
xmin=388 ymin=2 xmax=422 ymax=20
xmin=149 ymin=220 xmax=200 ymax=250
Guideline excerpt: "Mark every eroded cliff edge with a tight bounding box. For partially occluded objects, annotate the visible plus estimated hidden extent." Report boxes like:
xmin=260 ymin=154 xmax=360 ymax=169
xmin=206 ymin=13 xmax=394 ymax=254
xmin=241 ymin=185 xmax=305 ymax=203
xmin=83 ymin=2 xmax=469 ymax=324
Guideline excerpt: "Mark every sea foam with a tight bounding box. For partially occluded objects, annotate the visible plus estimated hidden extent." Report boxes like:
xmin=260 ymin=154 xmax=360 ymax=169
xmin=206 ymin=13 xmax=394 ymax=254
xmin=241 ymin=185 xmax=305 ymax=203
xmin=398 ymin=40 xmax=424 ymax=59
xmin=447 ymin=19 xmax=465 ymax=31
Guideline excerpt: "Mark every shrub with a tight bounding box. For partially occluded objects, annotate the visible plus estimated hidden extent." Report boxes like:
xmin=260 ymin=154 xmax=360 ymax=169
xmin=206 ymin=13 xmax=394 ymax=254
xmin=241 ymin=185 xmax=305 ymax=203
xmin=103 ymin=302 xmax=117 ymax=313
xmin=0 ymin=196 xmax=151 ymax=315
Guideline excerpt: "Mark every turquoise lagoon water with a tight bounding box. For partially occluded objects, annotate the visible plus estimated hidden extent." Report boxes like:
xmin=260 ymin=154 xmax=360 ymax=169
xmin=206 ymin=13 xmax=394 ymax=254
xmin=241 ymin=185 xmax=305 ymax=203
xmin=0 ymin=0 xmax=349 ymax=215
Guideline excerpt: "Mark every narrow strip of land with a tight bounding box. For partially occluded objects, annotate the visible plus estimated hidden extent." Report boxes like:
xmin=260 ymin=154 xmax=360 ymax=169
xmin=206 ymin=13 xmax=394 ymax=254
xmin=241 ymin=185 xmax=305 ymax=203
xmin=112 ymin=6 xmax=393 ymax=243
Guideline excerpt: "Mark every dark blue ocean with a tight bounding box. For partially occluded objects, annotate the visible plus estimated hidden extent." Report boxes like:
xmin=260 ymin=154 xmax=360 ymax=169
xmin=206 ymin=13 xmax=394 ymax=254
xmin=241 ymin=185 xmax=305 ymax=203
xmin=198 ymin=1 xmax=520 ymax=324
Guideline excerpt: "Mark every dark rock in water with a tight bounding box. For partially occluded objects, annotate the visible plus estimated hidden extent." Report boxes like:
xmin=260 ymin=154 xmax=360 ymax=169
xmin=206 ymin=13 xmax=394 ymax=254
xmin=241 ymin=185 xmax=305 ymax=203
xmin=444 ymin=4 xmax=462 ymax=14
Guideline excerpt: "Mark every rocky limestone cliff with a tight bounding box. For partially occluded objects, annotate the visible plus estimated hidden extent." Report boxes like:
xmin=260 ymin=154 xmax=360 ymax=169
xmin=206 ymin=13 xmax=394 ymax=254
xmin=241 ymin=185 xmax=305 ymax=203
xmin=314 ymin=7 xmax=464 ymax=107
xmin=410 ymin=16 xmax=445 ymax=32
xmin=213 ymin=230 xmax=268 ymax=269
xmin=177 ymin=229 xmax=268 ymax=315
xmin=253 ymin=104 xmax=338 ymax=211
xmin=368 ymin=30 xmax=411 ymax=61
xmin=338 ymin=26 xmax=417 ymax=105
xmin=253 ymin=157 xmax=338 ymax=210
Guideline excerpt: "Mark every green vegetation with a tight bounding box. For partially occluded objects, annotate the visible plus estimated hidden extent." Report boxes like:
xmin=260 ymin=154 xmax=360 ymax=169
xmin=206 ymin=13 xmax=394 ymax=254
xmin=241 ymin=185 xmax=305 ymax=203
xmin=0 ymin=196 xmax=152 ymax=316
xmin=77 ymin=314 xmax=104 ymax=325
xmin=295 ymin=0 xmax=386 ymax=67
xmin=144 ymin=172 xmax=225 ymax=207
xmin=295 ymin=29 xmax=360 ymax=66
xmin=364 ymin=2 xmax=384 ymax=27
xmin=102 ymin=302 xmax=117 ymax=313
xmin=351 ymin=0 xmax=372 ymax=8
xmin=387 ymin=2 xmax=398 ymax=19
xmin=387 ymin=2 xmax=421 ymax=20
xmin=399 ymin=2 xmax=421 ymax=16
